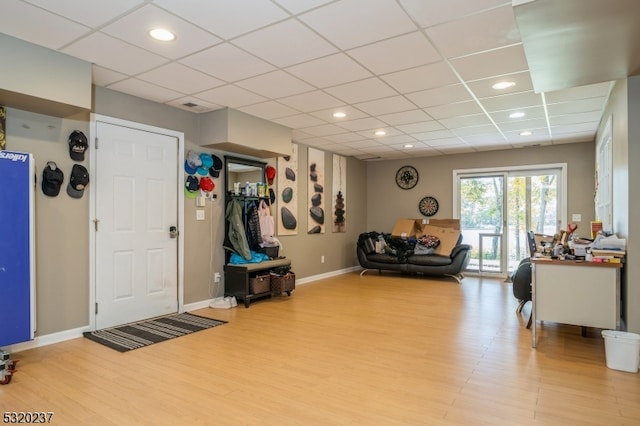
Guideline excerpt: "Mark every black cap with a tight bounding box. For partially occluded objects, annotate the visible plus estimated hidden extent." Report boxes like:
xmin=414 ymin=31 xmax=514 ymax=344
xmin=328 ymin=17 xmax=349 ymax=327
xmin=67 ymin=164 xmax=90 ymax=198
xmin=209 ymin=155 xmax=223 ymax=178
xmin=42 ymin=161 xmax=64 ymax=197
xmin=68 ymin=130 xmax=88 ymax=161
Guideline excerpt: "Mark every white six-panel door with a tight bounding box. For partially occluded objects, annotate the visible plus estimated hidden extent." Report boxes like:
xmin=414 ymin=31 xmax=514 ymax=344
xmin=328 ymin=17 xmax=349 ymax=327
xmin=95 ymin=121 xmax=178 ymax=329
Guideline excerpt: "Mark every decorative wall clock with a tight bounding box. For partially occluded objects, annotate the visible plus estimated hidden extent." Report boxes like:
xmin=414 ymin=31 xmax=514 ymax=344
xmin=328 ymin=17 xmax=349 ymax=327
xmin=419 ymin=196 xmax=439 ymax=217
xmin=395 ymin=165 xmax=419 ymax=190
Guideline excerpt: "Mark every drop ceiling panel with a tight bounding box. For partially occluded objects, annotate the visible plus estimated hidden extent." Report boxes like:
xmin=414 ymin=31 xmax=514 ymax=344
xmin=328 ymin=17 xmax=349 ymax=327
xmin=238 ymin=101 xmax=300 ymax=120
xmin=479 ymin=90 xmax=543 ymax=112
xmin=398 ymin=0 xmax=509 ymax=28
xmin=406 ymin=84 xmax=473 ymax=108
xmin=325 ymin=78 xmax=398 ymax=104
xmin=2 ymin=0 xmax=90 ymax=50
xmin=92 ymin=65 xmax=127 ymax=86
xmin=100 ymin=4 xmax=222 ymax=60
xmin=310 ymin=106 xmax=369 ymax=123
xmin=347 ymin=32 xmax=441 ymax=75
xmin=381 ymin=62 xmax=459 ymax=94
xmin=544 ymin=81 xmax=613 ymax=104
xmin=137 ymin=63 xmax=225 ymax=95
xmin=490 ymin=106 xmax=546 ymax=123
xmin=336 ymin=117 xmax=387 ymax=132
xmin=426 ymin=4 xmax=521 ymax=59
xmin=195 ymin=84 xmax=267 ymax=108
xmin=396 ymin=121 xmax=445 ymax=134
xmin=276 ymin=114 xmax=326 ymax=129
xmin=466 ymin=71 xmax=533 ymax=98
xmin=378 ymin=109 xmax=434 ymax=126
xmin=62 ymin=32 xmax=168 ymax=75
xmin=233 ymin=19 xmax=338 ymax=68
xmin=277 ymin=90 xmax=345 ymax=112
xmin=154 ymin=0 xmax=288 ymax=39
xmin=353 ymin=95 xmax=416 ymax=116
xmin=285 ymin=53 xmax=373 ymax=88
xmin=24 ymin=0 xmax=144 ymax=28
xmin=180 ymin=43 xmax=276 ymax=82
xmin=450 ymin=44 xmax=529 ymax=81
xmin=424 ymin=101 xmax=484 ymax=120
xmin=299 ymin=0 xmax=417 ymax=50
xmin=272 ymin=0 xmax=335 ymax=14
xmin=235 ymin=71 xmax=314 ymax=99
xmin=546 ymin=97 xmax=607 ymax=116
xmin=108 ymin=78 xmax=182 ymax=103
xmin=438 ymin=113 xmax=492 ymax=128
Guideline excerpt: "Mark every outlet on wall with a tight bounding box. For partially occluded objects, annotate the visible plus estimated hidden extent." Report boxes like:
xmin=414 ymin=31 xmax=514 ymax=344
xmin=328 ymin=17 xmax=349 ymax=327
xmin=321 ymin=255 xmax=325 ymax=263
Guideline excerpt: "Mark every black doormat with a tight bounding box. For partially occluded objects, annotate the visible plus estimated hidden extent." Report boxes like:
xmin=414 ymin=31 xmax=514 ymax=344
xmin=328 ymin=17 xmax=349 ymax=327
xmin=83 ymin=313 xmax=227 ymax=352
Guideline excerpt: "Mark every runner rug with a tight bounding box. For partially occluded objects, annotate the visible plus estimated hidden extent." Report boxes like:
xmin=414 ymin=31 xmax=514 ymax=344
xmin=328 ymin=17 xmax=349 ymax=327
xmin=83 ymin=313 xmax=227 ymax=352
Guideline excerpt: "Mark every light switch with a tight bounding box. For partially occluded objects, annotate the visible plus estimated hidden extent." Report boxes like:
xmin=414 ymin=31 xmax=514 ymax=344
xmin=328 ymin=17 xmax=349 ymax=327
xmin=572 ymin=213 xmax=582 ymax=222
xmin=196 ymin=196 xmax=206 ymax=207
xmin=196 ymin=209 xmax=205 ymax=221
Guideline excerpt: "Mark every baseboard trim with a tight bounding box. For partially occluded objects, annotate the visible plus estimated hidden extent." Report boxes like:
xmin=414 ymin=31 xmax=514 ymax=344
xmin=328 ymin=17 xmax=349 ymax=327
xmin=3 ymin=325 xmax=90 ymax=354
xmin=4 ymin=267 xmax=360 ymax=354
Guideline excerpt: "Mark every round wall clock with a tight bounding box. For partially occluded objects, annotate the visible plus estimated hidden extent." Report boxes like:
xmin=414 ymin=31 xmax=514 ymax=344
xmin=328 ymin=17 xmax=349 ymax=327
xmin=395 ymin=165 xmax=419 ymax=190
xmin=419 ymin=196 xmax=439 ymax=217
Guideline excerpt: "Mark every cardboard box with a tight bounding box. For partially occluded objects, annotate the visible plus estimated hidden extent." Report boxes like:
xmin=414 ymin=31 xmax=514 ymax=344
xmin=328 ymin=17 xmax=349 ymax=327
xmin=420 ymin=224 xmax=461 ymax=256
xmin=416 ymin=218 xmax=460 ymax=232
xmin=391 ymin=219 xmax=419 ymax=238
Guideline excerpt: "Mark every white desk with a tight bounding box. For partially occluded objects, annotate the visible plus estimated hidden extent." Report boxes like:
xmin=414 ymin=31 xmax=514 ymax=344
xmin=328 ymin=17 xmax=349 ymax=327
xmin=531 ymin=259 xmax=622 ymax=348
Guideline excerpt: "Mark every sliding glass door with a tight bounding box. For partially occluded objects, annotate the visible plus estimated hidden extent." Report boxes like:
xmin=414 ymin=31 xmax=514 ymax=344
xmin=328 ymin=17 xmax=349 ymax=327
xmin=455 ymin=165 xmax=566 ymax=275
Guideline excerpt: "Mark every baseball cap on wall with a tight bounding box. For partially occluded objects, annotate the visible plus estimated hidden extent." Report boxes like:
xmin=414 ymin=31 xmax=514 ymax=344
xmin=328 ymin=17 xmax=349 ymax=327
xmin=184 ymin=175 xmax=199 ymax=199
xmin=265 ymin=165 xmax=276 ymax=185
xmin=42 ymin=161 xmax=64 ymax=197
xmin=199 ymin=176 xmax=214 ymax=195
xmin=67 ymin=164 xmax=90 ymax=198
xmin=68 ymin=130 xmax=88 ymax=161
xmin=209 ymin=155 xmax=223 ymax=178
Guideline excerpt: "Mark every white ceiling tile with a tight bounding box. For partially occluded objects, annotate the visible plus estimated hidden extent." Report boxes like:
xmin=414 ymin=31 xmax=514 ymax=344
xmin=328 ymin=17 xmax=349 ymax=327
xmin=551 ymin=132 xmax=595 ymax=144
xmin=497 ymin=118 xmax=548 ymax=132
xmin=412 ymin=129 xmax=456 ymax=141
xmin=24 ymin=0 xmax=143 ymax=28
xmin=347 ymin=32 xmax=441 ymax=75
xmin=439 ymin=113 xmax=492 ymax=128
xmin=396 ymin=121 xmax=446 ymax=134
xmin=100 ymin=4 xmax=222 ymax=60
xmin=336 ymin=117 xmax=387 ymax=132
xmin=300 ymin=0 xmax=417 ymax=50
xmin=545 ymin=81 xmax=613 ymax=104
xmin=325 ymin=78 xmax=397 ymax=104
xmin=234 ymin=19 xmax=337 ymax=67
xmin=459 ymin=133 xmax=507 ymax=145
xmin=166 ymin=97 xmax=222 ymax=113
xmin=272 ymin=0 xmax=334 ymax=14
xmin=277 ymin=90 xmax=345 ymax=112
xmin=297 ymin=123 xmax=346 ymax=137
xmin=92 ymin=65 xmax=127 ymax=86
xmin=378 ymin=110 xmax=433 ymax=126
xmin=137 ymin=63 xmax=225 ymax=95
xmin=548 ymin=111 xmax=602 ymax=126
xmin=62 ymin=32 xmax=168 ymax=75
xmin=345 ymin=140 xmax=385 ymax=149
xmin=153 ymin=0 xmax=289 ymax=39
xmin=452 ymin=125 xmax=501 ymax=137
xmin=1 ymin=0 xmax=90 ymax=50
xmin=195 ymin=84 xmax=267 ymax=108
xmin=299 ymin=137 xmax=335 ymax=146
xmin=504 ymin=129 xmax=552 ymax=142
xmin=238 ymin=101 xmax=301 ymax=120
xmin=353 ymin=96 xmax=416 ymax=116
xmin=274 ymin=114 xmax=328 ymax=129
xmin=179 ymin=43 xmax=276 ymax=82
xmin=324 ymin=133 xmax=368 ymax=143
xmin=467 ymin=71 xmax=533 ymax=98
xmin=236 ymin=71 xmax=314 ymax=99
xmin=424 ymin=137 xmax=470 ymax=147
xmin=426 ymin=5 xmax=520 ymax=59
xmin=356 ymin=128 xmax=404 ymax=139
xmin=479 ymin=90 xmax=543 ymax=112
xmin=310 ymin=106 xmax=369 ymax=122
xmin=546 ymin=97 xmax=607 ymax=115
xmin=286 ymin=53 xmax=373 ymax=88
xmin=406 ymin=84 xmax=472 ymax=108
xmin=490 ymin=106 xmax=546 ymax=123
xmin=424 ymin=101 xmax=484 ymax=119
xmin=450 ymin=44 xmax=529 ymax=81
xmin=107 ymin=78 xmax=182 ymax=103
xmin=398 ymin=0 xmax=507 ymax=28
xmin=381 ymin=62 xmax=459 ymax=94
xmin=551 ymin=122 xmax=599 ymax=135
xmin=291 ymin=129 xmax=316 ymax=140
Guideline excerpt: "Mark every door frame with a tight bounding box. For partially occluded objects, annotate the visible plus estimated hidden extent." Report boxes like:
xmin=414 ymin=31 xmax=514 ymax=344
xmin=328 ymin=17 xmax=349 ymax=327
xmin=88 ymin=114 xmax=185 ymax=331
xmin=453 ymin=163 xmax=567 ymax=277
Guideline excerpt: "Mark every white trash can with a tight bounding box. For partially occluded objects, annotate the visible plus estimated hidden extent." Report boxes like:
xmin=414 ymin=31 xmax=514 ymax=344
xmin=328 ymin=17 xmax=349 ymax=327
xmin=601 ymin=330 xmax=640 ymax=373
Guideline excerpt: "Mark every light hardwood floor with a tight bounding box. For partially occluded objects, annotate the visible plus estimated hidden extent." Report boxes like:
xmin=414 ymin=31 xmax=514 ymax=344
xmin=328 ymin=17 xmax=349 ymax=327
xmin=2 ymin=272 xmax=639 ymax=425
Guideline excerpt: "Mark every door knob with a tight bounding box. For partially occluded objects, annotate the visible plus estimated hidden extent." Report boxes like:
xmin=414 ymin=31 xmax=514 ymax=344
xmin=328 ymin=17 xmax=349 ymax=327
xmin=169 ymin=226 xmax=178 ymax=238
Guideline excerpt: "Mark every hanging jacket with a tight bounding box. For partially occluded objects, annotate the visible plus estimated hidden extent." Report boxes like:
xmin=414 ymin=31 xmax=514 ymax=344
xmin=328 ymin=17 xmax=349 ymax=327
xmin=246 ymin=201 xmax=263 ymax=251
xmin=226 ymin=198 xmax=251 ymax=260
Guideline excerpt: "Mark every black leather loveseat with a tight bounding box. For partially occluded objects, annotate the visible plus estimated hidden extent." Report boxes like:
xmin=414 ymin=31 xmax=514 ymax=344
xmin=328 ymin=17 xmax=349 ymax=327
xmin=357 ymin=231 xmax=472 ymax=283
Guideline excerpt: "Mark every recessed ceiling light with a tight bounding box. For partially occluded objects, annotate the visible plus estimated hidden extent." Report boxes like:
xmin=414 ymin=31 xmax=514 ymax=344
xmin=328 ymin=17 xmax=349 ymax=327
xmin=149 ymin=28 xmax=176 ymax=41
xmin=403 ymin=144 xmax=414 ymax=148
xmin=509 ymin=111 xmax=526 ymax=118
xmin=492 ymin=81 xmax=516 ymax=90
xmin=333 ymin=112 xmax=346 ymax=118
xmin=375 ymin=130 xmax=386 ymax=136
xmin=520 ymin=130 xmax=533 ymax=136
